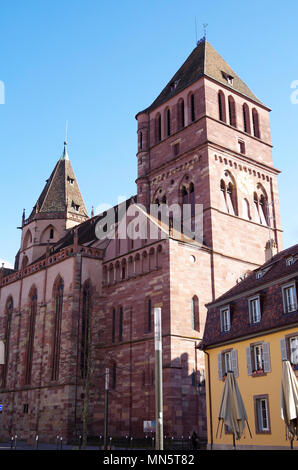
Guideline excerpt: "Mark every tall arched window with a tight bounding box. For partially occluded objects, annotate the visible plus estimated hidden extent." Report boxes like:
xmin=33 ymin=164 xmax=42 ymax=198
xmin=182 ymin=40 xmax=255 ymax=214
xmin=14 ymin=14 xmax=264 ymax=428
xmin=178 ymin=99 xmax=185 ymax=129
xmin=51 ymin=278 xmax=64 ymax=381
xmin=25 ymin=287 xmax=37 ymax=385
xmin=80 ymin=282 xmax=91 ymax=379
xmin=119 ymin=306 xmax=123 ymax=342
xmin=2 ymin=297 xmax=13 ymax=388
xmin=228 ymin=96 xmax=237 ymax=127
xmin=243 ymin=103 xmax=251 ymax=134
xmin=254 ymin=188 xmax=268 ymax=225
xmin=156 ymin=113 xmax=162 ymax=143
xmin=166 ymin=108 xmax=171 ymax=137
xmin=220 ymin=172 xmax=237 ymax=216
xmin=112 ymin=308 xmax=116 ymax=343
xmin=252 ymin=108 xmax=261 ymax=138
xmin=146 ymin=298 xmax=152 ymax=333
xmin=189 ymin=183 xmax=195 ymax=218
xmin=218 ymin=91 xmax=226 ymax=122
xmin=191 ymin=296 xmax=200 ymax=331
xmin=190 ymin=93 xmax=195 ymax=122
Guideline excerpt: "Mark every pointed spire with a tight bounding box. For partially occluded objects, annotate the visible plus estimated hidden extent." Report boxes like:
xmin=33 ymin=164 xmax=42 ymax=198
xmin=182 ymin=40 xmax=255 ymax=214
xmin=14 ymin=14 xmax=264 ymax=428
xmin=61 ymin=121 xmax=69 ymax=160
xmin=91 ymin=206 xmax=94 ymax=218
xmin=61 ymin=140 xmax=69 ymax=161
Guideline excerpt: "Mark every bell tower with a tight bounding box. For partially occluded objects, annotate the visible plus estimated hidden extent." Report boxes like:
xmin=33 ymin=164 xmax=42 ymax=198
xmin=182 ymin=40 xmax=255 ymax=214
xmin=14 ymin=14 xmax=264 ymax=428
xmin=135 ymin=38 xmax=283 ymax=296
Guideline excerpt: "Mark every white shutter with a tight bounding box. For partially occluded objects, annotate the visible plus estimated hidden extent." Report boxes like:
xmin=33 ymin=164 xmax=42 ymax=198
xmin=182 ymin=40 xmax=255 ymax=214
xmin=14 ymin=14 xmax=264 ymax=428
xmin=280 ymin=337 xmax=288 ymax=361
xmin=231 ymin=349 xmax=238 ymax=377
xmin=218 ymin=353 xmax=223 ymax=379
xmin=263 ymin=342 xmax=271 ymax=373
xmin=246 ymin=346 xmax=252 ymax=375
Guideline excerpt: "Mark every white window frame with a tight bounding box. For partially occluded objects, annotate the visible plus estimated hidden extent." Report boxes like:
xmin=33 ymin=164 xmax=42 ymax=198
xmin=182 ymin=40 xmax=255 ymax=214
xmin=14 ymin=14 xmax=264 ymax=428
xmin=248 ymin=295 xmax=261 ymax=324
xmin=290 ymin=336 xmax=298 ymax=365
xmin=220 ymin=306 xmax=231 ymax=333
xmin=223 ymin=351 xmax=232 ymax=374
xmin=256 ymin=398 xmax=269 ymax=432
xmin=282 ymin=282 xmax=297 ymax=314
xmin=253 ymin=344 xmax=264 ymax=371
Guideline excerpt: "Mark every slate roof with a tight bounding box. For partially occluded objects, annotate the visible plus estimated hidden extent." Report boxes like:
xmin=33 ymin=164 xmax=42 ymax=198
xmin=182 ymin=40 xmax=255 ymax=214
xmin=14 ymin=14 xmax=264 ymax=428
xmin=137 ymin=39 xmax=264 ymax=117
xmin=26 ymin=142 xmax=88 ymax=222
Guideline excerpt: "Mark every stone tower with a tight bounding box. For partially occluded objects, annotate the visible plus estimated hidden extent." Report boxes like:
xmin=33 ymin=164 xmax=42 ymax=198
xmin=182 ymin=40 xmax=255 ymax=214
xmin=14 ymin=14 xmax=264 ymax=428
xmin=136 ymin=38 xmax=282 ymax=299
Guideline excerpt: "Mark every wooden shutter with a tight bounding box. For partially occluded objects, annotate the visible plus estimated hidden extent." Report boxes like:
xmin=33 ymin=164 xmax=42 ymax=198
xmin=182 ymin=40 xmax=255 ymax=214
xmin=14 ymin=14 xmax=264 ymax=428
xmin=218 ymin=353 xmax=223 ymax=379
xmin=231 ymin=349 xmax=238 ymax=378
xmin=246 ymin=346 xmax=253 ymax=375
xmin=263 ymin=342 xmax=271 ymax=373
xmin=280 ymin=337 xmax=288 ymax=361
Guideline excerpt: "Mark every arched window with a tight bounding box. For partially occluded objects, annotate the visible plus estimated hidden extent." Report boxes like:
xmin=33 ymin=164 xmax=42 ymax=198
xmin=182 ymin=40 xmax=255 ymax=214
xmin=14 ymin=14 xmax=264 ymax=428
xmin=243 ymin=103 xmax=251 ymax=134
xmin=51 ymin=278 xmax=64 ymax=381
xmin=49 ymin=227 xmax=54 ymax=239
xmin=161 ymin=195 xmax=167 ymax=204
xmin=146 ymin=298 xmax=152 ymax=333
xmin=112 ymin=308 xmax=116 ymax=343
xmin=166 ymin=108 xmax=171 ymax=137
xmin=254 ymin=188 xmax=268 ymax=225
xmin=2 ymin=297 xmax=13 ymax=388
xmin=252 ymin=108 xmax=261 ymax=138
xmin=80 ymin=282 xmax=91 ymax=379
xmin=191 ymin=296 xmax=200 ymax=331
xmin=220 ymin=173 xmax=237 ymax=216
xmin=139 ymin=131 xmax=143 ymax=150
xmin=190 ymin=93 xmax=195 ymax=122
xmin=156 ymin=113 xmax=162 ymax=143
xmin=21 ymin=255 xmax=28 ymax=269
xmin=189 ymin=183 xmax=195 ymax=218
xmin=119 ymin=306 xmax=123 ymax=342
xmin=228 ymin=96 xmax=237 ymax=127
xmin=23 ymin=229 xmax=32 ymax=249
xmin=178 ymin=99 xmax=185 ymax=129
xmin=25 ymin=287 xmax=37 ymax=385
xmin=218 ymin=91 xmax=226 ymax=123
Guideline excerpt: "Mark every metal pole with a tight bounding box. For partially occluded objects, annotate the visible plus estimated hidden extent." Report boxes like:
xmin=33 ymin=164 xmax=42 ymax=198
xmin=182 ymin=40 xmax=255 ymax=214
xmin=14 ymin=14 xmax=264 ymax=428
xmin=154 ymin=307 xmax=163 ymax=450
xmin=104 ymin=368 xmax=109 ymax=450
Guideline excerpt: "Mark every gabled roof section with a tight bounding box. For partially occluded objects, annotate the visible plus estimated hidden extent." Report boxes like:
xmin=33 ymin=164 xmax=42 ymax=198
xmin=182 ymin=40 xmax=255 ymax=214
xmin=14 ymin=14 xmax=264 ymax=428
xmin=207 ymin=243 xmax=298 ymax=307
xmin=26 ymin=142 xmax=88 ymax=223
xmin=137 ymin=39 xmax=264 ymax=116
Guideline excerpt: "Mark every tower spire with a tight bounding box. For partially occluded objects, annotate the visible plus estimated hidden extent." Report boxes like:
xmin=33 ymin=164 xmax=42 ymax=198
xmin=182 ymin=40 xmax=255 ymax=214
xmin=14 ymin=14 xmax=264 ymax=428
xmin=61 ymin=120 xmax=69 ymax=160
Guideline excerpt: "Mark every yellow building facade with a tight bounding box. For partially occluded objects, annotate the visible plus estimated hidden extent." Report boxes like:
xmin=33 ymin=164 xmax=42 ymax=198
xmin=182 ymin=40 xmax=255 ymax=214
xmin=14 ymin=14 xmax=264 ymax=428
xmin=205 ymin=326 xmax=298 ymax=449
xmin=201 ymin=244 xmax=298 ymax=450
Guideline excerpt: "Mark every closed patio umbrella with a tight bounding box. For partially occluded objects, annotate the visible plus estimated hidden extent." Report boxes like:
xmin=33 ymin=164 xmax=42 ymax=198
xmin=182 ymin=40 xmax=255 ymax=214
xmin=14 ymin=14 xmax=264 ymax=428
xmin=280 ymin=360 xmax=298 ymax=448
xmin=216 ymin=371 xmax=251 ymax=448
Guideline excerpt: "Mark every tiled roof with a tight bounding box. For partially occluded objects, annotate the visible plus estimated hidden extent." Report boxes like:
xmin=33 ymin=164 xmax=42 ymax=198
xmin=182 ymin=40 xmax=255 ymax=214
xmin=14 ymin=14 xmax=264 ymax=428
xmin=137 ymin=39 xmax=263 ymax=116
xmin=200 ymin=243 xmax=298 ymax=349
xmin=26 ymin=143 xmax=88 ymax=222
xmin=207 ymin=244 xmax=298 ymax=307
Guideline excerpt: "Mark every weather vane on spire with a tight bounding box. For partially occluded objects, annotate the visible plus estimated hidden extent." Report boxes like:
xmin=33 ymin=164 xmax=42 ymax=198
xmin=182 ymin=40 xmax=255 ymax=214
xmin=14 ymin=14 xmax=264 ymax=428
xmin=65 ymin=120 xmax=68 ymax=145
xmin=203 ymin=23 xmax=208 ymax=40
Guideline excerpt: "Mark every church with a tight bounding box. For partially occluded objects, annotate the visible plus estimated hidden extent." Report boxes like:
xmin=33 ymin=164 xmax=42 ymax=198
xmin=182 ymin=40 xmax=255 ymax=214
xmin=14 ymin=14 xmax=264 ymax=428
xmin=0 ymin=38 xmax=283 ymax=444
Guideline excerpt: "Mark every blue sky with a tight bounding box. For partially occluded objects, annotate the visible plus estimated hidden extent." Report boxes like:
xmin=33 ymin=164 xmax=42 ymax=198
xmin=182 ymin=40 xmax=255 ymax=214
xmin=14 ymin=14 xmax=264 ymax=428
xmin=0 ymin=0 xmax=297 ymax=267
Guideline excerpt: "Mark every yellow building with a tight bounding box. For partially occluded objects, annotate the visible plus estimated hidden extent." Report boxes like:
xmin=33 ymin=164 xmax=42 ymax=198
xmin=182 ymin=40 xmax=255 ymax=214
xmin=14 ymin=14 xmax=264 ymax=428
xmin=200 ymin=244 xmax=298 ymax=450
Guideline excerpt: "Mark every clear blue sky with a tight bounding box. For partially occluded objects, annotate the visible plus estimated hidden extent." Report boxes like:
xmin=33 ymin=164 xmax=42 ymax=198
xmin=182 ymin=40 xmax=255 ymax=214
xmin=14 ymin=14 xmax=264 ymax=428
xmin=0 ymin=0 xmax=297 ymax=267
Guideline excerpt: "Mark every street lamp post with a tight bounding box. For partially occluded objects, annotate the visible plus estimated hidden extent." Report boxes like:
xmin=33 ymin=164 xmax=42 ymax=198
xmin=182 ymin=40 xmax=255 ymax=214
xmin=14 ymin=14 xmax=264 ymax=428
xmin=104 ymin=368 xmax=109 ymax=450
xmin=154 ymin=306 xmax=163 ymax=450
